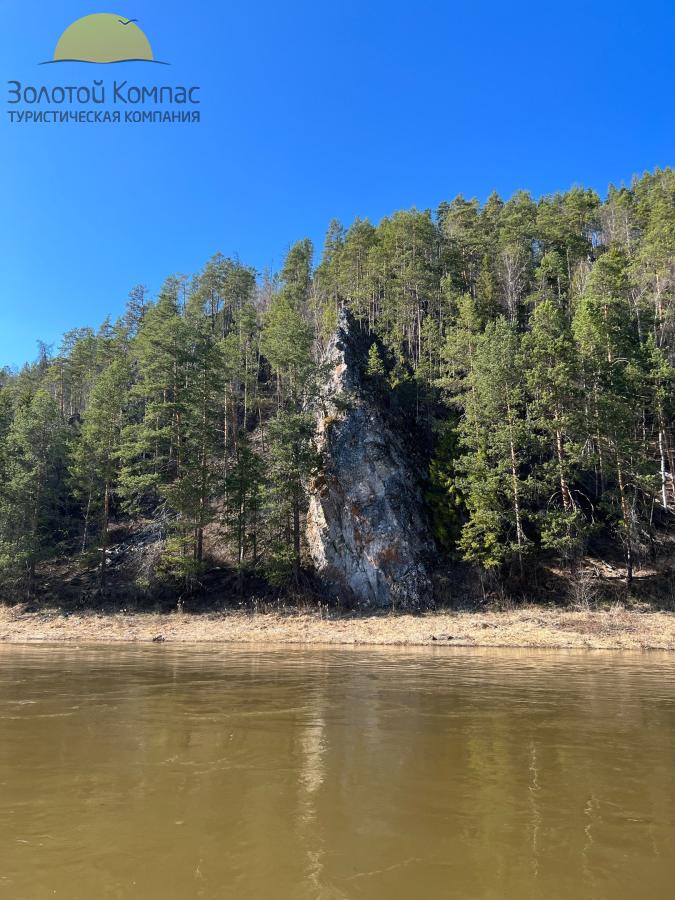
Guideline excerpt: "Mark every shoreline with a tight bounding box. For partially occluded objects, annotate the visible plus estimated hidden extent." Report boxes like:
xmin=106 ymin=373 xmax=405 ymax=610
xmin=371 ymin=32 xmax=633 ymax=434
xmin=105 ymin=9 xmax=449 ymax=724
xmin=1 ymin=605 xmax=675 ymax=651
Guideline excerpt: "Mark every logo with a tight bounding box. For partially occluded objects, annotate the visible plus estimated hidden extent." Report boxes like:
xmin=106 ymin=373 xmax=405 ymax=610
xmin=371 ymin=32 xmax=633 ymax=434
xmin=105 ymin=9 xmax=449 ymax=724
xmin=42 ymin=13 xmax=167 ymax=65
xmin=7 ymin=13 xmax=202 ymax=126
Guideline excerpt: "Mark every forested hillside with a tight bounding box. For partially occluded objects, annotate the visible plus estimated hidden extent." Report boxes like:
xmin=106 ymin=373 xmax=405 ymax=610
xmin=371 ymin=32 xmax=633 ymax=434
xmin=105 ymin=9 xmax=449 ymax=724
xmin=1 ymin=169 xmax=673 ymax=605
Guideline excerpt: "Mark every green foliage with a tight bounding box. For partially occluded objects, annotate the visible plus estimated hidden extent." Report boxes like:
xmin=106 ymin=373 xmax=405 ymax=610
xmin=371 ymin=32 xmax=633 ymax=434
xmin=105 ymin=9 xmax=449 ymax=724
xmin=521 ymin=301 xmax=588 ymax=561
xmin=0 ymin=390 xmax=67 ymax=595
xmin=366 ymin=343 xmax=386 ymax=379
xmin=456 ymin=319 xmax=530 ymax=571
xmin=260 ymin=292 xmax=314 ymax=404
xmin=70 ymin=357 xmax=131 ymax=582
xmin=223 ymin=431 xmax=266 ymax=588
xmin=264 ymin=411 xmax=319 ymax=584
xmin=0 ymin=169 xmax=674 ymax=598
xmin=426 ymin=426 xmax=463 ymax=552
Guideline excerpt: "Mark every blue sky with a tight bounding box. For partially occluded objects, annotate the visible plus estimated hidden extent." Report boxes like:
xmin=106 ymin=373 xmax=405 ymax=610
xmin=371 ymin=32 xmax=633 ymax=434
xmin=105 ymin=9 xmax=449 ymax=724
xmin=1 ymin=0 xmax=673 ymax=367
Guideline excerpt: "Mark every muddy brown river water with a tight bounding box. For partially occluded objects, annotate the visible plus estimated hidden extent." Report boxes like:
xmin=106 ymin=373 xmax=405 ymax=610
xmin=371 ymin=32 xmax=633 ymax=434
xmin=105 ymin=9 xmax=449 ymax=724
xmin=1 ymin=645 xmax=674 ymax=899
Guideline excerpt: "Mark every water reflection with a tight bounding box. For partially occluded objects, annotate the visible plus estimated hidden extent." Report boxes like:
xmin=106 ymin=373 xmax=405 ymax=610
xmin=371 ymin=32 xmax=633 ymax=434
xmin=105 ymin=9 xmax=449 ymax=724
xmin=1 ymin=645 xmax=674 ymax=899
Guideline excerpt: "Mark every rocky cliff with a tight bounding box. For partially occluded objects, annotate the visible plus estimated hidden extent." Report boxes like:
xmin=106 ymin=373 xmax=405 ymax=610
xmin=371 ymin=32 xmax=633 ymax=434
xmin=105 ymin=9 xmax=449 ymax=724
xmin=306 ymin=309 xmax=435 ymax=609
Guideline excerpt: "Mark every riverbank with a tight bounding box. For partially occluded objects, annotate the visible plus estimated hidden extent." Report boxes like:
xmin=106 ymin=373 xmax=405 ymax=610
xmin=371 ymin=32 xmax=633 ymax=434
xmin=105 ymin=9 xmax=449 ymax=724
xmin=1 ymin=604 xmax=675 ymax=650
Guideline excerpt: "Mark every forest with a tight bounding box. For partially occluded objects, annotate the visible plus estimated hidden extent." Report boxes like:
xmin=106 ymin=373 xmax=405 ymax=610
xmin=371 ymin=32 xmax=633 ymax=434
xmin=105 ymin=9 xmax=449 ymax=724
xmin=0 ymin=168 xmax=673 ymax=606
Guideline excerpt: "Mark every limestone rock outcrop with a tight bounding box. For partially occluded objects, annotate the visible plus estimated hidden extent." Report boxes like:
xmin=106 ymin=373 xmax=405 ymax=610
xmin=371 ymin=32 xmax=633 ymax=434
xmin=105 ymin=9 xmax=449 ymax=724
xmin=306 ymin=309 xmax=435 ymax=608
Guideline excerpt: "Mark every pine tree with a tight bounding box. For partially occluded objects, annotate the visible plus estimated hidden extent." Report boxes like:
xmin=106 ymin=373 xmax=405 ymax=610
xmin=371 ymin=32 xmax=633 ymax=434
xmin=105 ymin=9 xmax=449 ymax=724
xmin=573 ymin=248 xmax=657 ymax=584
xmin=70 ymin=358 xmax=131 ymax=585
xmin=0 ymin=391 xmax=67 ymax=597
xmin=426 ymin=425 xmax=464 ymax=552
xmin=181 ymin=306 xmax=225 ymax=563
xmin=644 ymin=337 xmax=675 ymax=512
xmin=122 ymin=285 xmax=150 ymax=337
xmin=119 ymin=278 xmax=188 ymax=512
xmin=457 ymin=319 xmax=529 ymax=574
xmin=221 ymin=302 xmax=260 ymax=437
xmin=260 ymin=243 xmax=316 ymax=407
xmin=265 ymin=412 xmax=318 ymax=584
xmin=224 ymin=431 xmax=266 ymax=592
xmin=0 ymin=387 xmax=14 ymax=543
xmin=159 ymin=298 xmax=225 ymax=581
xmin=522 ymin=300 xmax=587 ymax=562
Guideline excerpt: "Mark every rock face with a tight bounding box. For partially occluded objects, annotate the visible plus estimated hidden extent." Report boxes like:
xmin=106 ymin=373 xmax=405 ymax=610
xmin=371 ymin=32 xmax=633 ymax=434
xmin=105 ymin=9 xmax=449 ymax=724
xmin=306 ymin=309 xmax=435 ymax=609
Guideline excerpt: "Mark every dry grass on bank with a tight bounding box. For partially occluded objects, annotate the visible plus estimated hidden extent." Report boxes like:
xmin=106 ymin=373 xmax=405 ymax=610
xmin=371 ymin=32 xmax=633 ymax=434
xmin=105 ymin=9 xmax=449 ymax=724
xmin=1 ymin=604 xmax=675 ymax=651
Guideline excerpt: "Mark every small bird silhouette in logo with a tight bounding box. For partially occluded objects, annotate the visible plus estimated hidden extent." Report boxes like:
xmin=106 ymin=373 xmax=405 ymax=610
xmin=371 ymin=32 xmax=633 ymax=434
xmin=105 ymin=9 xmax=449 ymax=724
xmin=118 ymin=18 xmax=138 ymax=26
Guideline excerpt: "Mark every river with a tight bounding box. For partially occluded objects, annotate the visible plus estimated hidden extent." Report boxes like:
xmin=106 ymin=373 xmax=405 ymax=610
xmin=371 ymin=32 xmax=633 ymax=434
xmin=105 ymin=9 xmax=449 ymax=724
xmin=1 ymin=645 xmax=674 ymax=899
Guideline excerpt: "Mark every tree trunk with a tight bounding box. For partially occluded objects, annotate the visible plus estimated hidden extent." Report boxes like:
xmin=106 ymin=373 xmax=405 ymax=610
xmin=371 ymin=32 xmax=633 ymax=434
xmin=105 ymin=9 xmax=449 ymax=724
xmin=615 ymin=454 xmax=633 ymax=587
xmin=658 ymin=426 xmax=669 ymax=511
xmin=82 ymin=489 xmax=92 ymax=554
xmin=27 ymin=481 xmax=42 ymax=601
xmin=237 ymin=499 xmax=245 ymax=597
xmin=556 ymin=426 xmax=573 ymax=512
xmin=292 ymin=497 xmax=301 ymax=584
xmin=100 ymin=480 xmax=109 ymax=588
xmin=506 ymin=402 xmax=524 ymax=574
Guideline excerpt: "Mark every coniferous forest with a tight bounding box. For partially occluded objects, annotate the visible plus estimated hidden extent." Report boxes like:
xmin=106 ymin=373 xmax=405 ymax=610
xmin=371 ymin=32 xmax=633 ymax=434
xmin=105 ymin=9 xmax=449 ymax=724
xmin=1 ymin=169 xmax=674 ymax=606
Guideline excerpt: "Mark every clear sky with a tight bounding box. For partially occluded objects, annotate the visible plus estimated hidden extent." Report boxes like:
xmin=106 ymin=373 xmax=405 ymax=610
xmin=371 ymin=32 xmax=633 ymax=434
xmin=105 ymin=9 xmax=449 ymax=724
xmin=1 ymin=0 xmax=673 ymax=367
